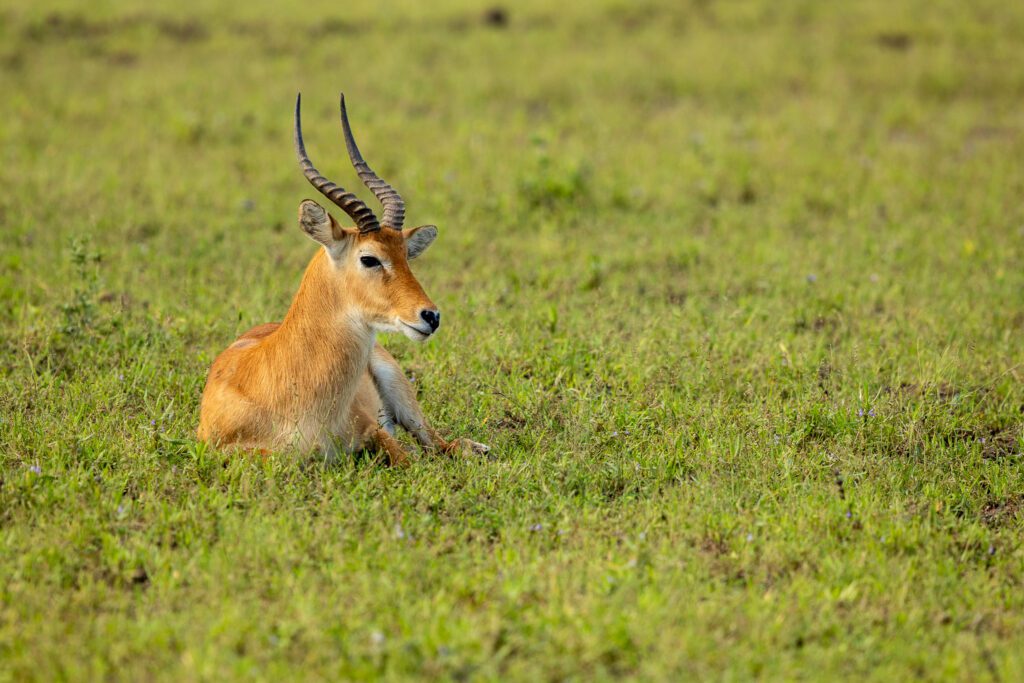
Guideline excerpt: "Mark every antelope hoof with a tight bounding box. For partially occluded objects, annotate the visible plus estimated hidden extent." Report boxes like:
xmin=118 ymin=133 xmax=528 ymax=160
xmin=448 ymin=438 xmax=492 ymax=458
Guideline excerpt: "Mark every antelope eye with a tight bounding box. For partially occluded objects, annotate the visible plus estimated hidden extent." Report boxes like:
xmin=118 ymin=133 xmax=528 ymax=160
xmin=359 ymin=256 xmax=382 ymax=268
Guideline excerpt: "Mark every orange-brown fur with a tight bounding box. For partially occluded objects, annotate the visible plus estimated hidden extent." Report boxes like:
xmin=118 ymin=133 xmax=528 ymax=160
xmin=197 ymin=206 xmax=488 ymax=465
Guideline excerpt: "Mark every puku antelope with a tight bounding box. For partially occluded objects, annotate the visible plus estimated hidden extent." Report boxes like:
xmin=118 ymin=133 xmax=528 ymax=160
xmin=197 ymin=93 xmax=489 ymax=465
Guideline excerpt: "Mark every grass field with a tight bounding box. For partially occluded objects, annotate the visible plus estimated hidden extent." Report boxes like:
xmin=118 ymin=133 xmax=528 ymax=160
xmin=2 ymin=0 xmax=1024 ymax=679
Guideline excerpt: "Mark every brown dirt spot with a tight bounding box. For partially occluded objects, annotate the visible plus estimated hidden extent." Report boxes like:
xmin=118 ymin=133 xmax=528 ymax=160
xmin=482 ymin=7 xmax=509 ymax=28
xmin=131 ymin=566 xmax=150 ymax=587
xmin=494 ymin=412 xmax=526 ymax=431
xmin=980 ymin=427 xmax=1021 ymax=460
xmin=876 ymin=32 xmax=912 ymax=51
xmin=893 ymin=382 xmax=970 ymax=403
xmin=665 ymin=289 xmax=688 ymax=306
xmin=699 ymin=535 xmax=729 ymax=557
xmin=105 ymin=51 xmax=138 ymax=67
xmin=157 ymin=18 xmax=208 ymax=43
xmin=1 ymin=51 xmax=25 ymax=70
xmin=24 ymin=13 xmax=109 ymax=41
xmin=981 ymin=496 xmax=1023 ymax=528
xmin=311 ymin=18 xmax=358 ymax=37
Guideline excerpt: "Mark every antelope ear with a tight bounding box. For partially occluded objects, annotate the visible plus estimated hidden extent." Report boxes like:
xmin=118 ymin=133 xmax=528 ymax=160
xmin=405 ymin=224 xmax=438 ymax=260
xmin=298 ymin=200 xmax=350 ymax=255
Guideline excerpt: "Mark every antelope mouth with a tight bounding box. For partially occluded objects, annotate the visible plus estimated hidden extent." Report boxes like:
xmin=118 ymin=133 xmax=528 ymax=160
xmin=400 ymin=321 xmax=433 ymax=341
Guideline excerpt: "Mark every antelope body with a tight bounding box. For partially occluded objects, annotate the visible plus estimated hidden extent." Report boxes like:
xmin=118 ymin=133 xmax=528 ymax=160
xmin=197 ymin=94 xmax=489 ymax=465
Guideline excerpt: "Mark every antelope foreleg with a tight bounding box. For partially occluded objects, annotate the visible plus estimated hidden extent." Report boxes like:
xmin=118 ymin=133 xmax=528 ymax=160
xmin=369 ymin=345 xmax=490 ymax=457
xmin=363 ymin=425 xmax=411 ymax=467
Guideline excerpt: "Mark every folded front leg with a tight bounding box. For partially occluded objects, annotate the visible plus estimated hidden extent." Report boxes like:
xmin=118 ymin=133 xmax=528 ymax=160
xmin=370 ymin=344 xmax=490 ymax=457
xmin=368 ymin=426 xmax=412 ymax=467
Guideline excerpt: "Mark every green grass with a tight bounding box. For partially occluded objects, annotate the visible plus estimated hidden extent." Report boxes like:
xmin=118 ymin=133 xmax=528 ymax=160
xmin=2 ymin=0 xmax=1024 ymax=679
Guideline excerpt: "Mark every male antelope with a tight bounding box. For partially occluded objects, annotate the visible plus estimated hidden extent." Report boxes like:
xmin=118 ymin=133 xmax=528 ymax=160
xmin=197 ymin=94 xmax=489 ymax=465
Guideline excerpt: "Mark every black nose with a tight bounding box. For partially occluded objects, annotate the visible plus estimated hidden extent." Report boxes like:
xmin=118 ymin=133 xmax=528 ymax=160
xmin=420 ymin=309 xmax=440 ymax=332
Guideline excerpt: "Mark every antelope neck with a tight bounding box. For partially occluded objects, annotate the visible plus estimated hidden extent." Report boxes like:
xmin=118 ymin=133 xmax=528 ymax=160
xmin=261 ymin=249 xmax=374 ymax=403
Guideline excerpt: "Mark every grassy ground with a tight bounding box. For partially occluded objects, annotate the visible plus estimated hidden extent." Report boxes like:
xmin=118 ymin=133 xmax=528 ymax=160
xmin=2 ymin=0 xmax=1023 ymax=679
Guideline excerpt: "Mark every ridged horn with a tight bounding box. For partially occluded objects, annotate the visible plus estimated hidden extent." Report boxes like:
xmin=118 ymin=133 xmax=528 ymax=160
xmin=339 ymin=93 xmax=406 ymax=230
xmin=294 ymin=93 xmax=380 ymax=234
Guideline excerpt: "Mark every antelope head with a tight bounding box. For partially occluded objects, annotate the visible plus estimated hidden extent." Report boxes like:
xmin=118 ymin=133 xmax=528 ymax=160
xmin=294 ymin=94 xmax=441 ymax=341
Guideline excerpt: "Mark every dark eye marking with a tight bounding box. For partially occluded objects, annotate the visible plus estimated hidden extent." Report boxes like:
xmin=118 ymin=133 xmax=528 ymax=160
xmin=360 ymin=255 xmax=382 ymax=268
